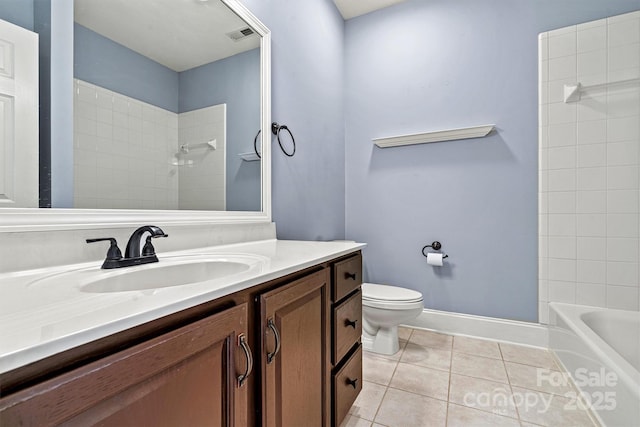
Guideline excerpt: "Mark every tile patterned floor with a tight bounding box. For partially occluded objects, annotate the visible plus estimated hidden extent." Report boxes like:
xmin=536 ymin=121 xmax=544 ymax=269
xmin=342 ymin=328 xmax=599 ymax=427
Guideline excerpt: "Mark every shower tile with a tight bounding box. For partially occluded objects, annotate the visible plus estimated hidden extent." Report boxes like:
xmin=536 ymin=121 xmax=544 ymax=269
xmin=548 ymin=236 xmax=576 ymax=259
xmin=374 ymin=388 xmax=447 ymax=427
xmin=608 ymin=18 xmax=640 ymax=46
xmin=608 ymin=43 xmax=640 ymax=72
xmin=607 ymin=116 xmax=640 ymax=142
xmin=453 ymin=336 xmax=501 ymax=359
xmin=577 ymin=236 xmax=606 ymax=260
xmin=607 ymin=261 xmax=639 ymax=286
xmin=577 ymin=50 xmax=607 ymax=78
xmin=549 ymin=31 xmax=577 ymax=58
xmin=549 ymin=102 xmax=577 ymax=124
xmin=607 ymin=141 xmax=639 ymax=166
xmin=576 ymin=93 xmax=607 ymax=121
xmin=607 ymin=237 xmax=639 ymax=262
xmin=548 ymin=122 xmax=577 ymax=147
xmin=576 ymin=260 xmax=606 ymax=284
xmin=548 ymin=192 xmax=576 ymax=214
xmin=576 ymin=168 xmax=606 ymax=191
xmin=607 ymin=166 xmax=639 ymax=190
xmin=577 ymin=120 xmax=606 ymax=145
xmin=576 ymin=282 xmax=607 ymax=306
xmin=577 ymin=143 xmax=607 ymax=168
xmin=548 ymin=214 xmax=576 ymax=236
xmin=548 ymin=258 xmax=577 ymax=282
xmin=607 ymin=285 xmax=640 ymax=310
xmin=576 ymin=190 xmax=606 ymax=214
xmin=549 ymin=55 xmax=577 ymax=81
xmin=577 ymin=25 xmax=607 ymax=53
xmin=607 ymin=190 xmax=639 ymax=214
xmin=548 ymin=280 xmax=576 ymax=303
xmin=548 ymin=170 xmax=576 ymax=192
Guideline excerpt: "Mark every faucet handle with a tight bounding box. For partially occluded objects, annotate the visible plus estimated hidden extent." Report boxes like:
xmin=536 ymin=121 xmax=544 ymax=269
xmin=86 ymin=238 xmax=123 ymax=260
xmin=142 ymin=236 xmax=157 ymax=257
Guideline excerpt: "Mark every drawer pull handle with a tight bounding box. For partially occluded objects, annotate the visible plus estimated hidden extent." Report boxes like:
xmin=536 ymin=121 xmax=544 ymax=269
xmin=344 ymin=272 xmax=357 ymax=280
xmin=266 ymin=318 xmax=281 ymax=364
xmin=344 ymin=318 xmax=358 ymax=329
xmin=237 ymin=334 xmax=253 ymax=387
xmin=346 ymin=377 xmax=358 ymax=389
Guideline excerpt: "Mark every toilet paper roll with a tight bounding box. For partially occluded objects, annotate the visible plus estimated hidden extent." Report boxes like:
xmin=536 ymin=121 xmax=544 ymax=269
xmin=426 ymin=253 xmax=444 ymax=267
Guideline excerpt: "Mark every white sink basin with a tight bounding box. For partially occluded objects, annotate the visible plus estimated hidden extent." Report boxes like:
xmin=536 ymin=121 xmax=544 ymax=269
xmin=28 ymin=254 xmax=267 ymax=293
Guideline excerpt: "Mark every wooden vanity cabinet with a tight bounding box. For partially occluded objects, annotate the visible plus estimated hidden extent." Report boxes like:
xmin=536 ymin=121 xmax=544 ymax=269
xmin=0 ymin=303 xmax=251 ymax=427
xmin=0 ymin=251 xmax=363 ymax=427
xmin=331 ymin=253 xmax=363 ymax=426
xmin=259 ymin=268 xmax=331 ymax=427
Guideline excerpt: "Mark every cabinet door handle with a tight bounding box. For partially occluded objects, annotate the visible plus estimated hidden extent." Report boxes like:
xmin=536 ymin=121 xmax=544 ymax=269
xmin=237 ymin=334 xmax=253 ymax=387
xmin=344 ymin=318 xmax=358 ymax=329
xmin=344 ymin=272 xmax=357 ymax=280
xmin=266 ymin=318 xmax=281 ymax=364
xmin=346 ymin=377 xmax=358 ymax=389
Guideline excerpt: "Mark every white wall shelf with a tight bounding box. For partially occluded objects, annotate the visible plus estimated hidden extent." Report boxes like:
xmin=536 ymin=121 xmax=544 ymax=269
xmin=372 ymin=124 xmax=495 ymax=148
xmin=239 ymin=151 xmax=261 ymax=161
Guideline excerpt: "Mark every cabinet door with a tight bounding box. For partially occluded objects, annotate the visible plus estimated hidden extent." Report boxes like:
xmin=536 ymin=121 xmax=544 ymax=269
xmin=260 ymin=269 xmax=330 ymax=427
xmin=0 ymin=304 xmax=252 ymax=427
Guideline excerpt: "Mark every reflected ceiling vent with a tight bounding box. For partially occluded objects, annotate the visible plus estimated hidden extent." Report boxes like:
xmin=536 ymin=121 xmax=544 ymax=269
xmin=226 ymin=27 xmax=255 ymax=42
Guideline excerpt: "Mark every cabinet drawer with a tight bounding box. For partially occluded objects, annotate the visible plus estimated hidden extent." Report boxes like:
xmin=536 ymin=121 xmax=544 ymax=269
xmin=333 ymin=254 xmax=362 ymax=302
xmin=333 ymin=345 xmax=362 ymax=427
xmin=333 ymin=289 xmax=362 ymax=364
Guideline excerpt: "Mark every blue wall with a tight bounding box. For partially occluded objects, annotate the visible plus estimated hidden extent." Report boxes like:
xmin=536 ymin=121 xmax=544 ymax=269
xmin=0 ymin=0 xmax=33 ymax=30
xmin=240 ymin=0 xmax=346 ymax=240
xmin=74 ymin=23 xmax=179 ymax=113
xmin=179 ymin=49 xmax=261 ymax=211
xmin=344 ymin=0 xmax=640 ymax=322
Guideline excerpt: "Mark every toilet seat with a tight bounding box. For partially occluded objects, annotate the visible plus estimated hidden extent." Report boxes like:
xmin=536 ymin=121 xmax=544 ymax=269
xmin=362 ymin=283 xmax=423 ymax=310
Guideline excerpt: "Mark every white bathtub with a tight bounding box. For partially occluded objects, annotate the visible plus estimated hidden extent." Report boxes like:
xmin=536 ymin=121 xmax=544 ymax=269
xmin=549 ymin=303 xmax=640 ymax=427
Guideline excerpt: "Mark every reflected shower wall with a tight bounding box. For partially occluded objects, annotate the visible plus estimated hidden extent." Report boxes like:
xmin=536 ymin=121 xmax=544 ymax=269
xmin=538 ymin=10 xmax=640 ymax=323
xmin=73 ymin=79 xmax=226 ymax=210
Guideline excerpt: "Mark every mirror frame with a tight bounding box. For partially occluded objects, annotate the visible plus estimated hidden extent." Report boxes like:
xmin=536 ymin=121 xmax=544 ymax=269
xmin=0 ymin=0 xmax=271 ymax=232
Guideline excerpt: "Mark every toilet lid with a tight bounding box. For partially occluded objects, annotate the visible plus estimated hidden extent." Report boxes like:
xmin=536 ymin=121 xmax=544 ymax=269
xmin=362 ymin=283 xmax=423 ymax=303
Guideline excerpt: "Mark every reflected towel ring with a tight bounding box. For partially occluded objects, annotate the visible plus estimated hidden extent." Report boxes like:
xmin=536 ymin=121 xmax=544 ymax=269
xmin=254 ymin=129 xmax=262 ymax=159
xmin=271 ymin=122 xmax=296 ymax=157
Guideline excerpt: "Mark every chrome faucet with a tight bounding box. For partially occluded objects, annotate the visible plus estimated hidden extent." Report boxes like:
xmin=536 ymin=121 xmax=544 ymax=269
xmin=87 ymin=225 xmax=168 ymax=269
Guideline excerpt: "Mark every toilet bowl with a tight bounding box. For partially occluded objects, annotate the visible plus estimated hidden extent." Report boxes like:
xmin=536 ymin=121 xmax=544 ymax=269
xmin=361 ymin=283 xmax=424 ymax=355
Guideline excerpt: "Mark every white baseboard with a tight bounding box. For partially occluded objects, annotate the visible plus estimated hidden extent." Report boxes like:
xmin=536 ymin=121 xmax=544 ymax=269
xmin=404 ymin=308 xmax=549 ymax=348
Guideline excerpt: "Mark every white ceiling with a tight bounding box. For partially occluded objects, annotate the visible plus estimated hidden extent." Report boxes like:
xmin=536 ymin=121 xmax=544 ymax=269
xmin=333 ymin=0 xmax=407 ymax=19
xmin=74 ymin=0 xmax=260 ymax=72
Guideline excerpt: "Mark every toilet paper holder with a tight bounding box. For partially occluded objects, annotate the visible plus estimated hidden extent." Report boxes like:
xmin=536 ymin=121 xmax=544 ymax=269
xmin=421 ymin=241 xmax=449 ymax=259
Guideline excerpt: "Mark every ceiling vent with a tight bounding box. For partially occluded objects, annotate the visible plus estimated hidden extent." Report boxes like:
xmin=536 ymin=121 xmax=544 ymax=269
xmin=226 ymin=27 xmax=255 ymax=42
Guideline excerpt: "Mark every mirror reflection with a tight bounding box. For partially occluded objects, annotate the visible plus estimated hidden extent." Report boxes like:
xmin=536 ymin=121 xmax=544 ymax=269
xmin=66 ymin=0 xmax=261 ymax=211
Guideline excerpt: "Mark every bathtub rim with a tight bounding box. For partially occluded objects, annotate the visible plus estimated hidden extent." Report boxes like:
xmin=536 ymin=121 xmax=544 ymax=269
xmin=549 ymin=302 xmax=640 ymax=401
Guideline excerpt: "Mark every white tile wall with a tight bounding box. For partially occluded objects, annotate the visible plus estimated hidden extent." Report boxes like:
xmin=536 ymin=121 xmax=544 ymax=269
xmin=538 ymin=10 xmax=640 ymax=322
xmin=74 ymin=80 xmax=179 ymax=210
xmin=177 ymin=104 xmax=226 ymax=210
xmin=73 ymin=80 xmax=226 ymax=211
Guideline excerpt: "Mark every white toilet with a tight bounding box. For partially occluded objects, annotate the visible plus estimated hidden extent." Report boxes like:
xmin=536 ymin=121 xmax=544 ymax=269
xmin=361 ymin=283 xmax=424 ymax=355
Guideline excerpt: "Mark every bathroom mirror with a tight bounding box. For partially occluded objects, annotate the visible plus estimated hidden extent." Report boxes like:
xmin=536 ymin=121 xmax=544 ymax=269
xmin=1 ymin=0 xmax=271 ymax=230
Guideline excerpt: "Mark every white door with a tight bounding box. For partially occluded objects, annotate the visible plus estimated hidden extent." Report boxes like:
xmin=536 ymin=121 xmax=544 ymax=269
xmin=0 ymin=18 xmax=38 ymax=208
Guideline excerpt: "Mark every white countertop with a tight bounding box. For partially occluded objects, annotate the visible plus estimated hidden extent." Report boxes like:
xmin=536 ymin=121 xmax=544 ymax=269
xmin=0 ymin=239 xmax=365 ymax=374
